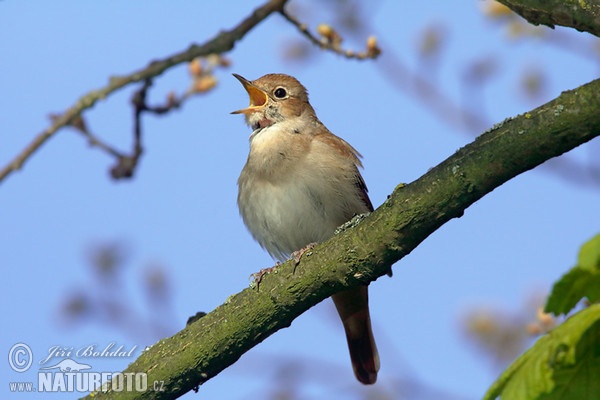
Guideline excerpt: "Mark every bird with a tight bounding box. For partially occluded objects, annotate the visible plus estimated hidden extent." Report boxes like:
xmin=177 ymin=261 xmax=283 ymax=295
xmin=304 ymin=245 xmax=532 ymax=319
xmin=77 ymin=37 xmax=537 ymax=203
xmin=232 ymin=73 xmax=379 ymax=385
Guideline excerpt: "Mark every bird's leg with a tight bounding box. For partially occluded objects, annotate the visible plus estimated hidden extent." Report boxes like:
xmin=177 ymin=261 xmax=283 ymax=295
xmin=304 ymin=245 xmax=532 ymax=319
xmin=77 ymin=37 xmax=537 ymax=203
xmin=250 ymin=261 xmax=281 ymax=289
xmin=290 ymin=242 xmax=318 ymax=273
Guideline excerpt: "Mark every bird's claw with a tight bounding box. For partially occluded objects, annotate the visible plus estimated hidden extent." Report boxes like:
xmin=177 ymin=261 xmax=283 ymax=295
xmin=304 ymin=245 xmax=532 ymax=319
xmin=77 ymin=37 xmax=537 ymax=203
xmin=290 ymin=242 xmax=318 ymax=273
xmin=250 ymin=262 xmax=281 ymax=289
xmin=250 ymin=242 xmax=317 ymax=289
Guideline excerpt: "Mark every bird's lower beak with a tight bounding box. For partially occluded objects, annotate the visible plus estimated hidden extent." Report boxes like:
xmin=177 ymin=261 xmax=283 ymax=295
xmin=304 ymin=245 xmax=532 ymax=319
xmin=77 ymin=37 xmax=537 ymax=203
xmin=231 ymin=73 xmax=269 ymax=115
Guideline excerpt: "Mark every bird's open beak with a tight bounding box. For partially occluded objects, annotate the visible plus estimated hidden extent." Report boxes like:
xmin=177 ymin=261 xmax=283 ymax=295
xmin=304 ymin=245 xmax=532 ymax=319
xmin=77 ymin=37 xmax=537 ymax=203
xmin=231 ymin=73 xmax=269 ymax=115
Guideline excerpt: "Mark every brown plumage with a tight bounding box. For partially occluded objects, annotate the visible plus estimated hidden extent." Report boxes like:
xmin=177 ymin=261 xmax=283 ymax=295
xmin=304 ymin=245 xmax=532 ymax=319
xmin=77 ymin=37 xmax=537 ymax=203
xmin=233 ymin=73 xmax=379 ymax=384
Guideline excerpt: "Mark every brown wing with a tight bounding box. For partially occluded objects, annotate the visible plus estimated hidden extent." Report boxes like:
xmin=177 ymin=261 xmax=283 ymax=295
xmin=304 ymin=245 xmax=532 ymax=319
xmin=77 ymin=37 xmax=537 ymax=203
xmin=315 ymin=130 xmax=373 ymax=212
xmin=354 ymin=170 xmax=374 ymax=212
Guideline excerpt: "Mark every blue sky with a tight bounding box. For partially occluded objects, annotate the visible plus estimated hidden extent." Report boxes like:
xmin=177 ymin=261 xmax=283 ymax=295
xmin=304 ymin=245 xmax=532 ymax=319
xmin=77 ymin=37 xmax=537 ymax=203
xmin=2 ymin=1 xmax=599 ymax=399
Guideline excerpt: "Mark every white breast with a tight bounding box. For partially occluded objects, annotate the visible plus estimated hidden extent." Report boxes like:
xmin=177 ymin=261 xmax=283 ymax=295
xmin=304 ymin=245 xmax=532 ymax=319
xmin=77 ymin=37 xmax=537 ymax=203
xmin=237 ymin=124 xmax=368 ymax=262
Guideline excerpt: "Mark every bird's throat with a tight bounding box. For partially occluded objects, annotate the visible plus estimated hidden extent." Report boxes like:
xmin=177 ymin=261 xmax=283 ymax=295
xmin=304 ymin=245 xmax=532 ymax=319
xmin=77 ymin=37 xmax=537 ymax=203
xmin=251 ymin=117 xmax=274 ymax=131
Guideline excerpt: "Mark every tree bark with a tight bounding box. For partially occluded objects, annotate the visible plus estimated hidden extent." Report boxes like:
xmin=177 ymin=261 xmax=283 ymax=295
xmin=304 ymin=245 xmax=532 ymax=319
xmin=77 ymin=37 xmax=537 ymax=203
xmin=85 ymin=77 xmax=600 ymax=399
xmin=498 ymin=0 xmax=600 ymax=37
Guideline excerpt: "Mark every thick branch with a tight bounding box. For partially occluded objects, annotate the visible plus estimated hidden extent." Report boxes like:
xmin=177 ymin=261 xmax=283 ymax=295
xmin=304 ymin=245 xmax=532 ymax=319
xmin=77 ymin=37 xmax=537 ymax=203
xmin=85 ymin=78 xmax=600 ymax=399
xmin=0 ymin=0 xmax=288 ymax=184
xmin=498 ymin=0 xmax=600 ymax=37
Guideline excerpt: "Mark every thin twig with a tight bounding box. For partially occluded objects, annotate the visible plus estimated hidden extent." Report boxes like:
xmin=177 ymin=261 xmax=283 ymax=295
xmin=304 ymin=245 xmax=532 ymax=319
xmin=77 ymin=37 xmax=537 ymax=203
xmin=0 ymin=0 xmax=288 ymax=185
xmin=107 ymin=80 xmax=152 ymax=179
xmin=49 ymin=113 xmax=126 ymax=159
xmin=77 ymin=125 xmax=125 ymax=160
xmin=279 ymin=8 xmax=381 ymax=60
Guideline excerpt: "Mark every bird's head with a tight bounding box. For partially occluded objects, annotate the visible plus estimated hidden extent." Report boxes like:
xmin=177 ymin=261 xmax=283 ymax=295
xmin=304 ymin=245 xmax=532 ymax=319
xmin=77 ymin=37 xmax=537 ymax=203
xmin=231 ymin=73 xmax=312 ymax=131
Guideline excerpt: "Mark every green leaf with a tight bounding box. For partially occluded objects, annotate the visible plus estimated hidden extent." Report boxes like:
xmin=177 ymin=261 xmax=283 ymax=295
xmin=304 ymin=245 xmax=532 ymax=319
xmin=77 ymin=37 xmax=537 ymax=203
xmin=484 ymin=304 xmax=600 ymax=400
xmin=578 ymin=233 xmax=600 ymax=271
xmin=545 ymin=234 xmax=600 ymax=315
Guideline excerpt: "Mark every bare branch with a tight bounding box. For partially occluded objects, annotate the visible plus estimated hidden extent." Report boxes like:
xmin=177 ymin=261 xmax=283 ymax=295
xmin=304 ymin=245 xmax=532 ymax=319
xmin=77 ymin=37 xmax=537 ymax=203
xmin=0 ymin=0 xmax=288 ymax=185
xmin=279 ymin=8 xmax=381 ymax=60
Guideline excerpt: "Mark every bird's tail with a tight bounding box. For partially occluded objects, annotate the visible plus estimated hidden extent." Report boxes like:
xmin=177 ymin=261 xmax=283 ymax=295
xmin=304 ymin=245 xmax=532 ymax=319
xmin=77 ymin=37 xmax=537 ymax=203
xmin=332 ymin=285 xmax=379 ymax=384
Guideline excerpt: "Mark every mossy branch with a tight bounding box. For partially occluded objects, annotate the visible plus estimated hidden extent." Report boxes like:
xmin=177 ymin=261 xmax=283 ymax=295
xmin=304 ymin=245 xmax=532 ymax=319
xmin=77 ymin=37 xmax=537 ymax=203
xmin=498 ymin=0 xmax=600 ymax=37
xmin=84 ymin=78 xmax=600 ymax=399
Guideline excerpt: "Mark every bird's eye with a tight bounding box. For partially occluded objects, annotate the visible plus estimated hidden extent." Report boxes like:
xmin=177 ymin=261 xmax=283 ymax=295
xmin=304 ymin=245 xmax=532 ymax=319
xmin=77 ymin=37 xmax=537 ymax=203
xmin=274 ymin=87 xmax=287 ymax=98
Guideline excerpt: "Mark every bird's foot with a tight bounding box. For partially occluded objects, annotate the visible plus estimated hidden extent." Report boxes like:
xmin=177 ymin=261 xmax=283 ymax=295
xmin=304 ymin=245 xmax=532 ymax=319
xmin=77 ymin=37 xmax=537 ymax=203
xmin=250 ymin=261 xmax=281 ymax=289
xmin=290 ymin=242 xmax=318 ymax=273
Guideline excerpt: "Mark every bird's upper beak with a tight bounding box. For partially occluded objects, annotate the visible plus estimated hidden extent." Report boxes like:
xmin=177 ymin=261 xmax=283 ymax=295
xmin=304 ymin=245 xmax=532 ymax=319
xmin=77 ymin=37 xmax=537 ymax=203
xmin=231 ymin=73 xmax=269 ymax=115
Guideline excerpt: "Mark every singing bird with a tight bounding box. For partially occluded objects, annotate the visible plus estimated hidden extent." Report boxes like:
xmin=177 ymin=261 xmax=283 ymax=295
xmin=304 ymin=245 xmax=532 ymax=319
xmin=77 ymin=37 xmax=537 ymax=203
xmin=232 ymin=73 xmax=379 ymax=384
